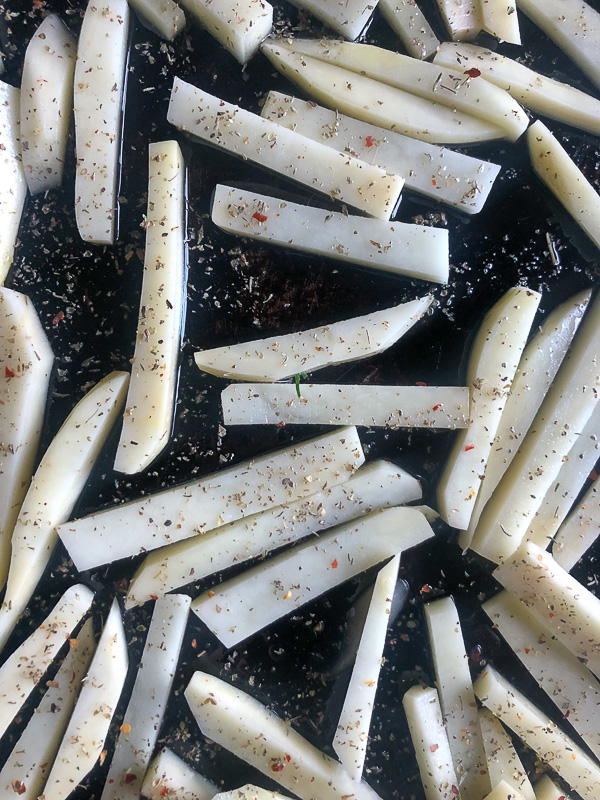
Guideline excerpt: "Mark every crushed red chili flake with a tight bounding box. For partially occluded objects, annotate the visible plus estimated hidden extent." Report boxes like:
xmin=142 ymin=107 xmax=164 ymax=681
xmin=415 ymin=381 xmax=427 ymax=387
xmin=331 ymin=559 xmax=338 ymax=569
xmin=4 ymin=366 xmax=14 ymax=378
xmin=52 ymin=310 xmax=65 ymax=325
xmin=150 ymin=594 xmax=158 ymax=601
xmin=160 ymin=788 xmax=170 ymax=797
xmin=465 ymin=444 xmax=475 ymax=451
xmin=431 ymin=179 xmax=437 ymax=186
xmin=207 ymin=590 xmax=215 ymax=598
xmin=124 ymin=773 xmax=137 ymax=784
xmin=464 ymin=67 xmax=481 ymax=78
xmin=365 ymin=135 xmax=375 ymax=147
xmin=432 ymin=404 xmax=442 ymax=411
xmin=12 ymin=781 xmax=26 ymax=795
xmin=285 ymin=753 xmax=291 ymax=762
xmin=271 ymin=762 xmax=284 ymax=772
xmin=252 ymin=212 xmax=268 ymax=223
xmin=590 ymin=468 xmax=599 ymax=482
xmin=429 ymin=743 xmax=439 ymax=753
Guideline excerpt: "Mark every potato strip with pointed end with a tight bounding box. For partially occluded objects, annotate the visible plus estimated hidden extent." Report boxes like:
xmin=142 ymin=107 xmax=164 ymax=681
xmin=179 ymin=0 xmax=272 ymax=63
xmin=333 ymin=555 xmax=400 ymax=779
xmin=534 ymin=775 xmax=573 ymax=800
xmin=74 ymin=0 xmax=129 ymax=244
xmin=20 ymin=14 xmax=76 ymax=195
xmin=478 ymin=0 xmax=520 ymax=43
xmin=459 ymin=289 xmax=590 ymax=552
xmin=484 ymin=591 xmax=600 ymax=761
xmin=435 ymin=0 xmax=482 ymax=39
xmin=283 ymin=0 xmax=377 ymax=40
xmin=0 ymin=583 xmax=94 ymax=740
xmin=261 ymin=42 xmax=506 ymax=146
xmin=214 ymin=788 xmax=291 ymax=800
xmin=437 ymin=286 xmax=541 ymax=532
xmin=478 ymin=710 xmax=535 ymax=800
xmin=424 ymin=596 xmax=490 ymax=800
xmin=261 ymin=92 xmax=500 ymax=214
xmin=167 ymin=79 xmax=402 ymax=221
xmin=42 ymin=600 xmax=127 ymax=800
xmin=402 ymin=684 xmax=459 ymax=800
xmin=126 ymin=459 xmax=421 ymax=607
xmin=470 ymin=292 xmax=600 ymax=563
xmin=193 ymin=506 xmax=433 ymax=648
xmin=58 ymin=426 xmax=364 ymax=570
xmin=196 ymin=295 xmax=434 ymax=382
xmin=185 ymin=671 xmax=384 ymax=800
xmin=101 ymin=594 xmax=190 ymax=799
xmin=474 ymin=665 xmax=600 ymax=799
xmin=0 ymin=81 xmax=27 ymax=283
xmin=141 ymin=749 xmax=218 ymax=800
xmin=484 ymin=782 xmax=529 ymax=800
xmin=115 ymin=141 xmax=185 ymax=475
xmin=0 ymin=618 xmax=95 ymax=800
xmin=553 ymin=475 xmax=600 ymax=572
xmin=127 ymin=0 xmax=186 ymax=40
xmin=0 ymin=370 xmax=129 ymax=655
xmin=378 ymin=0 xmax=439 ymax=59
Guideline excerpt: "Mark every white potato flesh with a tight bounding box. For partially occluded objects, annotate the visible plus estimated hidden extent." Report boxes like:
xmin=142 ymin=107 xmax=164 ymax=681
xmin=434 ymin=43 xmax=600 ymax=137
xmin=378 ymin=0 xmax=439 ymax=59
xmin=0 ymin=584 xmax=94 ymax=740
xmin=479 ymin=0 xmax=520 ymax=43
xmin=101 ymin=594 xmax=190 ymax=799
xmin=478 ymin=709 xmax=534 ymax=800
xmin=333 ymin=555 xmax=399 ymax=779
xmin=0 ymin=618 xmax=95 ymax=800
xmin=20 ymin=14 xmax=76 ymax=195
xmin=179 ymin=0 xmax=272 ymax=63
xmin=434 ymin=0 xmax=482 ymax=39
xmin=261 ymin=42 xmax=507 ymax=146
xmin=127 ymin=0 xmax=186 ymax=40
xmin=0 ymin=370 xmax=129 ymax=654
xmin=261 ymin=91 xmax=500 ymax=214
xmin=0 ymin=81 xmax=27 ymax=283
xmin=470 ymin=292 xmax=600 ymax=563
xmin=168 ymin=78 xmax=402 ymax=221
xmin=114 ymin=141 xmax=185 ymax=475
xmin=534 ymin=775 xmax=573 ymax=800
xmin=74 ymin=0 xmax=130 ymax=244
xmin=528 ymin=120 xmax=600 ymax=251
xmin=222 ymin=384 xmax=470 ymax=429
xmin=126 ymin=459 xmax=421 ymax=607
xmin=193 ymin=506 xmax=433 ymax=648
xmin=484 ymin=590 xmax=600 ymax=761
xmin=459 ymin=289 xmax=590 ymax=552
xmin=214 ymin=787 xmax=291 ymax=800
xmin=42 ymin=600 xmax=128 ymax=800
xmin=484 ymin=781 xmax=528 ymax=800
xmin=424 ymin=596 xmax=489 ymax=800
xmin=474 ymin=665 xmax=600 ymax=799
xmin=212 ymin=186 xmax=448 ymax=284
xmin=494 ymin=540 xmax=600 ymax=678
xmin=141 ymin=748 xmax=218 ymax=800
xmin=0 ymin=289 xmax=53 ymax=590
xmin=285 ymin=0 xmax=376 ymax=40
xmin=437 ymin=286 xmax=541 ymax=531
xmin=196 ymin=294 xmax=434 ymax=382
xmin=553 ymin=475 xmax=600 ymax=572
xmin=402 ymin=684 xmax=460 ymax=800
xmin=185 ymin=671 xmax=384 ymax=800
xmin=58 ymin=426 xmax=365 ymax=569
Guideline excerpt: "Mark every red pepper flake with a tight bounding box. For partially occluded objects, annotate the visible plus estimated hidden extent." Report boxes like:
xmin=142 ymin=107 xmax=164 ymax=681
xmin=431 ymin=179 xmax=437 ymax=186
xmin=191 ymin=638 xmax=197 ymax=649
xmin=465 ymin=444 xmax=475 ymax=452
xmin=52 ymin=310 xmax=65 ymax=326
xmin=331 ymin=559 xmax=338 ymax=569
xmin=524 ymin=648 xmax=531 ymax=654
xmin=429 ymin=743 xmax=439 ymax=753
xmin=464 ymin=67 xmax=481 ymax=78
xmin=207 ymin=590 xmax=215 ymax=598
xmin=285 ymin=754 xmax=291 ymax=762
xmin=271 ymin=762 xmax=285 ymax=773
xmin=252 ymin=212 xmax=268 ymax=223
xmin=365 ymin=135 xmax=375 ymax=147
xmin=160 ymin=788 xmax=170 ymax=797
xmin=420 ymin=584 xmax=431 ymax=594
xmin=589 ymin=468 xmax=599 ymax=482
xmin=150 ymin=594 xmax=158 ymax=601
xmin=563 ymin=709 xmax=570 ymax=719
xmin=120 ymin=723 xmax=131 ymax=735
xmin=4 ymin=366 xmax=14 ymax=378
xmin=12 ymin=781 xmax=26 ymax=795
xmin=124 ymin=773 xmax=138 ymax=784
xmin=469 ymin=645 xmax=482 ymax=662
xmin=549 ymin=612 xmax=555 ymax=618
xmin=415 ymin=381 xmax=427 ymax=387
xmin=432 ymin=404 xmax=442 ymax=411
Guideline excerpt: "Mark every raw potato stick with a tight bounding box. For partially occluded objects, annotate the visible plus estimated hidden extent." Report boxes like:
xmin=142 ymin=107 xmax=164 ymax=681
xmin=261 ymin=91 xmax=500 ymax=214
xmin=424 ymin=596 xmax=490 ymax=800
xmin=214 ymin=788 xmax=291 ymax=800
xmin=474 ymin=665 xmax=600 ymax=799
xmin=167 ymin=78 xmax=403 ymax=221
xmin=0 ymin=584 xmax=94 ymax=740
xmin=195 ymin=294 xmax=434 ymax=382
xmin=478 ymin=709 xmax=535 ymax=800
xmin=484 ymin=782 xmax=529 ymax=800
xmin=434 ymin=0 xmax=482 ymax=39
xmin=212 ymin=185 xmax=449 ymax=283
xmin=20 ymin=14 xmax=76 ymax=194
xmin=402 ymin=684 xmax=460 ymax=800
xmin=126 ymin=459 xmax=422 ymax=607
xmin=534 ymin=775 xmax=573 ymax=800
xmin=333 ymin=555 xmax=400 ymax=779
xmin=437 ymin=286 xmax=541 ymax=531
xmin=193 ymin=506 xmax=434 ymax=648
xmin=378 ymin=0 xmax=439 ymax=59
xmin=42 ymin=600 xmax=128 ymax=800
xmin=553 ymin=475 xmax=600 ymax=571
xmin=142 ymin=748 xmax=218 ymax=800
xmin=284 ymin=0 xmax=377 ymax=40
xmin=127 ymin=0 xmax=186 ymax=40
xmin=222 ymin=384 xmax=470 ymax=428
xmin=0 ymin=618 xmax=95 ymax=800
xmin=478 ymin=0 xmax=520 ymax=43
xmin=185 ymin=671 xmax=385 ymax=800
xmin=115 ymin=141 xmax=186 ymax=474
xmin=74 ymin=0 xmax=130 ymax=244
xmin=0 ymin=81 xmax=27 ymax=283
xmin=58 ymin=426 xmax=365 ymax=569
xmin=179 ymin=0 xmax=272 ymax=63
xmin=0 ymin=371 xmax=129 ymax=654
xmin=101 ymin=594 xmax=191 ymax=799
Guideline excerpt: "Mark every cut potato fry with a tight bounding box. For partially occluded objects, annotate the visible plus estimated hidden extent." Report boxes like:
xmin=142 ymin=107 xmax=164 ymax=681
xmin=484 ymin=781 xmax=528 ymax=800
xmin=141 ymin=748 xmax=218 ymax=800
xmin=0 ymin=583 xmax=94 ymax=740
xmin=193 ymin=506 xmax=434 ymax=647
xmin=474 ymin=665 xmax=600 ymax=799
xmin=179 ymin=0 xmax=272 ymax=63
xmin=114 ymin=141 xmax=186 ymax=474
xmin=0 ymin=81 xmax=27 ymax=283
xmin=58 ymin=426 xmax=365 ymax=569
xmin=437 ymin=286 xmax=541 ymax=532
xmin=127 ymin=0 xmax=186 ymax=40
xmin=478 ymin=709 xmax=535 ymax=800
xmin=222 ymin=384 xmax=470 ymax=428
xmin=285 ymin=0 xmax=376 ymax=40
xmin=534 ymin=775 xmax=572 ymax=800
xmin=424 ymin=596 xmax=489 ymax=800
xmin=212 ymin=185 xmax=449 ymax=283
xmin=261 ymin=91 xmax=500 ymax=214
xmin=478 ymin=0 xmax=520 ymax=43
xmin=333 ymin=555 xmax=400 ymax=779
xmin=126 ymin=459 xmax=421 ymax=607
xmin=553 ymin=474 xmax=600 ymax=572
xmin=214 ymin=787 xmax=291 ymax=800
xmin=434 ymin=0 xmax=482 ymax=39
xmin=378 ymin=0 xmax=439 ymax=59
xmin=168 ymin=78 xmax=403 ymax=221
xmin=74 ymin=0 xmax=130 ymax=244
xmin=0 ymin=371 xmax=129 ymax=654
xmin=402 ymin=684 xmax=460 ymax=800
xmin=185 ymin=671 xmax=384 ymax=800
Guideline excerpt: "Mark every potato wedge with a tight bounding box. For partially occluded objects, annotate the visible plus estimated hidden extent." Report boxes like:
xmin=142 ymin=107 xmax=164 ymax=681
xmin=127 ymin=0 xmax=186 ymax=40
xmin=141 ymin=749 xmax=218 ymax=800
xmin=553 ymin=474 xmax=600 ymax=572
xmin=478 ymin=709 xmax=534 ymax=800
xmin=534 ymin=775 xmax=573 ymax=800
xmin=179 ymin=0 xmax=272 ymax=63
xmin=378 ymin=0 xmax=439 ymax=59
xmin=434 ymin=0 xmax=482 ymax=39
xmin=478 ymin=0 xmax=520 ymax=43
xmin=0 ymin=81 xmax=27 ymax=283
